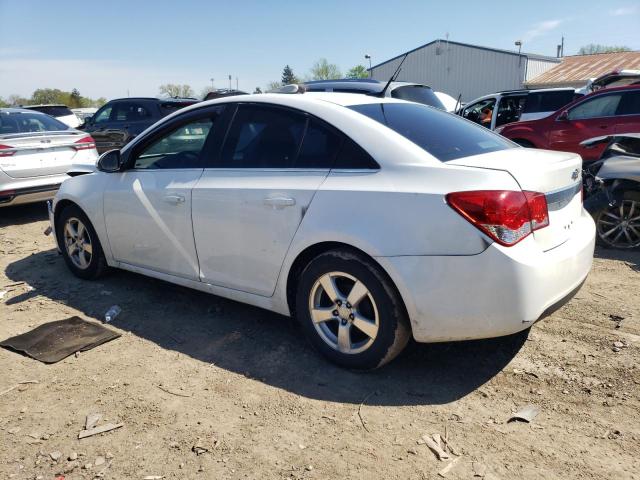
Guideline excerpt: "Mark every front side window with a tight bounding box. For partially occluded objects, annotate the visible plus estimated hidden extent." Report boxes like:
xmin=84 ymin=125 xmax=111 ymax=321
xmin=219 ymin=105 xmax=306 ymax=168
xmin=114 ymin=102 xmax=152 ymax=122
xmin=461 ymin=98 xmax=496 ymax=127
xmin=93 ymin=106 xmax=112 ymax=123
xmin=133 ymin=117 xmax=214 ymax=169
xmin=568 ymin=94 xmax=623 ymax=120
xmin=350 ymin=102 xmax=514 ymax=162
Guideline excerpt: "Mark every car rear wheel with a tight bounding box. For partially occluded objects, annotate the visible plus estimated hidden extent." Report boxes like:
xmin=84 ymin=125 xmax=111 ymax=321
xmin=594 ymin=199 xmax=640 ymax=249
xmin=56 ymin=204 xmax=109 ymax=279
xmin=296 ymin=249 xmax=410 ymax=369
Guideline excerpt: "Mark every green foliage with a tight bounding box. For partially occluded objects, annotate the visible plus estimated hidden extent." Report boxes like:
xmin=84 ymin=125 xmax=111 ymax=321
xmin=281 ymin=65 xmax=299 ymax=85
xmin=1 ymin=89 xmax=105 ymax=108
xmin=309 ymin=58 xmax=342 ymax=80
xmin=346 ymin=65 xmax=369 ymax=79
xmin=0 ymin=97 xmax=10 ymax=108
xmin=577 ymin=44 xmax=632 ymax=55
xmin=158 ymin=83 xmax=195 ymax=98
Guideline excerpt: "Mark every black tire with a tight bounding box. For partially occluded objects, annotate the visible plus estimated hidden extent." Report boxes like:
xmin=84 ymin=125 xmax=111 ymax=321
xmin=55 ymin=204 xmax=109 ymax=279
xmin=513 ymin=139 xmax=535 ymax=148
xmin=295 ymin=249 xmax=410 ymax=370
xmin=592 ymin=198 xmax=640 ymax=249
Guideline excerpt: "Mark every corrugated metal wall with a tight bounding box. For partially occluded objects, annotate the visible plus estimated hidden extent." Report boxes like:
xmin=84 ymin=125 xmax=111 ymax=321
xmin=370 ymin=41 xmax=557 ymax=101
xmin=525 ymin=58 xmax=557 ymax=82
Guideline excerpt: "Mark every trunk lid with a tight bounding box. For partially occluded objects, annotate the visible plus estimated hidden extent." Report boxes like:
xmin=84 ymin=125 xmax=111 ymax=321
xmin=448 ymin=148 xmax=583 ymax=251
xmin=0 ymin=131 xmax=86 ymax=178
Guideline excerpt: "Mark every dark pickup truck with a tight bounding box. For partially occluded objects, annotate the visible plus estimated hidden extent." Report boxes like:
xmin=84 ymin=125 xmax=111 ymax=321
xmin=82 ymin=97 xmax=197 ymax=154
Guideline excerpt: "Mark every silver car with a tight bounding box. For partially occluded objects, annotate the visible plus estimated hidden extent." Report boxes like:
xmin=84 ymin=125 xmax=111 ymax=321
xmin=0 ymin=108 xmax=98 ymax=207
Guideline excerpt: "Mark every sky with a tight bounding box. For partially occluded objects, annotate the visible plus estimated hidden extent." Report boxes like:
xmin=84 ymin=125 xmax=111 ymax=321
xmin=1 ymin=0 xmax=639 ymax=100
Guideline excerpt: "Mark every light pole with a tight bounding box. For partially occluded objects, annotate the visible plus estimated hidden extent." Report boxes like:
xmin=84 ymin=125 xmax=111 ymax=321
xmin=228 ymin=75 xmax=232 ymax=90
xmin=515 ymin=40 xmax=523 ymax=69
xmin=364 ymin=54 xmax=372 ymax=78
xmin=210 ymin=78 xmax=215 ymax=90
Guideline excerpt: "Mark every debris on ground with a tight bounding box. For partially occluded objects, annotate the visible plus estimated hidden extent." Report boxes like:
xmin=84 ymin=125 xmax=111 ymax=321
xmin=104 ymin=305 xmax=121 ymax=323
xmin=192 ymin=437 xmax=219 ymax=455
xmin=156 ymin=384 xmax=192 ymax=398
xmin=472 ymin=461 xmax=487 ymax=478
xmin=508 ymin=404 xmax=540 ymax=423
xmin=422 ymin=434 xmax=450 ymax=460
xmin=437 ymin=457 xmax=460 ymax=477
xmin=49 ymin=451 xmax=62 ymax=461
xmin=143 ymin=476 xmax=165 ymax=480
xmin=78 ymin=421 xmax=123 ymax=439
xmin=85 ymin=413 xmax=102 ymax=430
xmin=609 ymin=314 xmax=625 ymax=328
xmin=0 ymin=379 xmax=39 ymax=396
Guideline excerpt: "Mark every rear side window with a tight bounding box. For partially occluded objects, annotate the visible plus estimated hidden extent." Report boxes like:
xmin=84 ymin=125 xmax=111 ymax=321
xmin=0 ymin=112 xmax=69 ymax=133
xmin=616 ymin=91 xmax=640 ymax=115
xmin=568 ymin=93 xmax=623 ymax=120
xmin=296 ymin=119 xmax=342 ymax=168
xmin=350 ymin=102 xmax=513 ymax=162
xmin=114 ymin=103 xmax=152 ymax=122
xmin=523 ymin=91 xmax=576 ymax=113
xmin=391 ymin=86 xmax=445 ymax=110
xmin=334 ymin=138 xmax=379 ymax=169
xmin=26 ymin=106 xmax=73 ymax=117
xmin=219 ymin=105 xmax=306 ymax=168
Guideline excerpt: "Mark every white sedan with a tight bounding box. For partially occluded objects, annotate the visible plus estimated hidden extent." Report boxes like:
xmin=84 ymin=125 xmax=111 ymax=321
xmin=1 ymin=108 xmax=98 ymax=207
xmin=48 ymin=92 xmax=595 ymax=369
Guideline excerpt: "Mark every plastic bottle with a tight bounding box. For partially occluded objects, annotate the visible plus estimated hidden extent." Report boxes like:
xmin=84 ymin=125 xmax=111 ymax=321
xmin=104 ymin=305 xmax=122 ymax=323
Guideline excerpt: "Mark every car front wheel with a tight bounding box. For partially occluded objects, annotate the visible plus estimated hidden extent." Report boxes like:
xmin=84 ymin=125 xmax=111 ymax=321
xmin=296 ymin=249 xmax=410 ymax=369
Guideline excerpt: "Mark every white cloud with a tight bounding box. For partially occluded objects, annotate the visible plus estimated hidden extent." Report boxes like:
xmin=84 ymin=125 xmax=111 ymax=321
xmin=522 ymin=19 xmax=563 ymax=42
xmin=610 ymin=6 xmax=638 ymax=15
xmin=0 ymin=58 xmax=207 ymax=99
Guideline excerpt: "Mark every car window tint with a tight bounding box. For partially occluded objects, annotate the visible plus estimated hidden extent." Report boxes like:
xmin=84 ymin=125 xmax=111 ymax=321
xmin=390 ymin=85 xmax=446 ymax=110
xmin=219 ymin=105 xmax=306 ymax=168
xmin=296 ymin=119 xmax=342 ymax=168
xmin=160 ymin=101 xmax=197 ymax=116
xmin=93 ymin=106 xmax=112 ymax=123
xmin=334 ymin=137 xmax=379 ymax=169
xmin=27 ymin=106 xmax=74 ymax=117
xmin=495 ymin=96 xmax=526 ymax=127
xmin=0 ymin=112 xmax=69 ymax=134
xmin=350 ymin=102 xmax=513 ymax=162
xmin=568 ymin=94 xmax=622 ymax=120
xmin=133 ymin=118 xmax=214 ymax=169
xmin=523 ymin=91 xmax=575 ymax=113
xmin=616 ymin=91 xmax=640 ymax=115
xmin=114 ymin=103 xmax=152 ymax=122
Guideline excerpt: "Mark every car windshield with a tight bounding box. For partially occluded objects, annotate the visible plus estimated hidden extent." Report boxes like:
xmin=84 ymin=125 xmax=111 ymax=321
xmin=349 ymin=102 xmax=514 ymax=161
xmin=25 ymin=105 xmax=74 ymax=117
xmin=0 ymin=111 xmax=70 ymax=134
xmin=390 ymin=85 xmax=446 ymax=110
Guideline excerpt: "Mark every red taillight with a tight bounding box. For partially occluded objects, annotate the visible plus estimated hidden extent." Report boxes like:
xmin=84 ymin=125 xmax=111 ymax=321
xmin=0 ymin=144 xmax=16 ymax=157
xmin=446 ymin=190 xmax=549 ymax=246
xmin=72 ymin=135 xmax=96 ymax=151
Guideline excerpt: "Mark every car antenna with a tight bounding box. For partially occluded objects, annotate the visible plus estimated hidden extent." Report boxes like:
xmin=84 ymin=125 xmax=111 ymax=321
xmin=376 ymin=53 xmax=409 ymax=98
xmin=454 ymin=93 xmax=462 ymax=113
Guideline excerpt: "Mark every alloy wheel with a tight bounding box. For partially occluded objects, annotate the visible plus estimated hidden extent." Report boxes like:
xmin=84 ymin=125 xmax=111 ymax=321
xmin=596 ymin=199 xmax=640 ymax=249
xmin=63 ymin=217 xmax=93 ymax=269
xmin=308 ymin=271 xmax=379 ymax=354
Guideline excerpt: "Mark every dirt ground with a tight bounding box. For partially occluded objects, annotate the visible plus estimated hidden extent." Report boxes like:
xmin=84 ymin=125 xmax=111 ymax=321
xmin=1 ymin=203 xmax=639 ymax=480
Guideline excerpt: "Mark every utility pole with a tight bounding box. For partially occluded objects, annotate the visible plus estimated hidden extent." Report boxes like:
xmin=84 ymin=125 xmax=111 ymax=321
xmin=365 ymin=54 xmax=372 ymax=78
xmin=210 ymin=78 xmax=215 ymax=89
xmin=236 ymin=77 xmax=239 ymax=90
xmin=228 ymin=75 xmax=232 ymax=90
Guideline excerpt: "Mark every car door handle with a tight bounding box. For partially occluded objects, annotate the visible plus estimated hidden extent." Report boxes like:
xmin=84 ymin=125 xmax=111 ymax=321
xmin=264 ymin=196 xmax=296 ymax=208
xmin=164 ymin=194 xmax=185 ymax=205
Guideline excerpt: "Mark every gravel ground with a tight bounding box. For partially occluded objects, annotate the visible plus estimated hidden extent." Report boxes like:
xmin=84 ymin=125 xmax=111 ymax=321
xmin=1 ymin=202 xmax=639 ymax=480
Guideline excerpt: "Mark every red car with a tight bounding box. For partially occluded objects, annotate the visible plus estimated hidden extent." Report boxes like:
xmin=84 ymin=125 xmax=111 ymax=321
xmin=497 ymin=85 xmax=640 ymax=163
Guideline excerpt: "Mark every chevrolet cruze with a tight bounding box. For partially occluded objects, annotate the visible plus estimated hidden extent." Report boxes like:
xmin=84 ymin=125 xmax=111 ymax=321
xmin=48 ymin=92 xmax=595 ymax=369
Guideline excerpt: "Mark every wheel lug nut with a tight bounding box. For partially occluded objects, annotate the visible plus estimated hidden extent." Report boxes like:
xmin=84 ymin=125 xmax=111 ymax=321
xmin=341 ymin=319 xmax=347 ymax=326
xmin=346 ymin=303 xmax=351 ymax=308
xmin=349 ymin=314 xmax=354 ymax=320
xmin=336 ymin=300 xmax=342 ymax=306
xmin=332 ymin=310 xmax=339 ymax=317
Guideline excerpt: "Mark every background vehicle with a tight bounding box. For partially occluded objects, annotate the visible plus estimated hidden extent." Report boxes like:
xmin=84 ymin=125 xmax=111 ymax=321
xmin=460 ymin=88 xmax=582 ymax=130
xmin=49 ymin=92 xmax=593 ymax=369
xmin=203 ymin=89 xmax=248 ymax=101
xmin=434 ymin=91 xmax=460 ymax=112
xmin=71 ymin=107 xmax=98 ymax=122
xmin=584 ymin=69 xmax=640 ymax=93
xmin=0 ymin=108 xmax=97 ymax=207
xmin=582 ymin=134 xmax=640 ymax=249
xmin=498 ymin=85 xmax=640 ymax=162
xmin=21 ymin=104 xmax=82 ymax=128
xmin=82 ymin=97 xmax=197 ymax=153
xmin=303 ymin=79 xmax=446 ymax=110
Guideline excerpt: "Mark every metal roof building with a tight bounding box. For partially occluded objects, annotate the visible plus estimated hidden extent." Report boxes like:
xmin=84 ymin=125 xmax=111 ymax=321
xmin=525 ymin=51 xmax=640 ymax=88
xmin=369 ymin=39 xmax=560 ymax=101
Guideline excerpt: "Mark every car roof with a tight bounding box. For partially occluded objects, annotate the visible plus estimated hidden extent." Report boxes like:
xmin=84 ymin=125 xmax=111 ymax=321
xmin=303 ymin=79 xmax=431 ymax=93
xmin=21 ymin=104 xmax=70 ymax=108
xmin=106 ymin=97 xmax=198 ymax=103
xmin=1 ymin=107 xmax=49 ymax=114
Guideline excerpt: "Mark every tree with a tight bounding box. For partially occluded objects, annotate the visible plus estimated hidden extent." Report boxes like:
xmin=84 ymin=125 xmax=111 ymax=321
xmin=0 ymin=97 xmax=9 ymax=108
xmin=309 ymin=58 xmax=342 ymax=80
xmin=254 ymin=87 xmax=263 ymax=94
xmin=158 ymin=83 xmax=195 ymax=98
xmin=346 ymin=65 xmax=369 ymax=79
xmin=266 ymin=81 xmax=283 ymax=92
xmin=7 ymin=94 xmax=28 ymax=106
xmin=31 ymin=88 xmax=65 ymax=105
xmin=200 ymin=86 xmax=217 ymax=99
xmin=577 ymin=44 xmax=632 ymax=55
xmin=69 ymin=88 xmax=82 ymax=108
xmin=281 ymin=65 xmax=299 ymax=85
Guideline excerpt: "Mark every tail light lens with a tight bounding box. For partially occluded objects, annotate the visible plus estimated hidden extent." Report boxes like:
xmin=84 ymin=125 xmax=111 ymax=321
xmin=72 ymin=135 xmax=96 ymax=151
xmin=0 ymin=144 xmax=16 ymax=157
xmin=446 ymin=190 xmax=549 ymax=246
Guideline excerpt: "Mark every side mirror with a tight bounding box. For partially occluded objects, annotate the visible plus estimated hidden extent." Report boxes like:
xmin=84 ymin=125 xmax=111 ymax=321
xmin=97 ymin=150 xmax=122 ymax=173
xmin=557 ymin=110 xmax=569 ymax=121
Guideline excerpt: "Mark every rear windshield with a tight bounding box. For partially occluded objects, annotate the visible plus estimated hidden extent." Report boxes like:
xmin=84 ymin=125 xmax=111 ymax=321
xmin=349 ymin=102 xmax=514 ymax=162
xmin=25 ymin=105 xmax=74 ymax=117
xmin=390 ymin=85 xmax=446 ymax=110
xmin=523 ymin=91 xmax=577 ymax=114
xmin=0 ymin=111 xmax=70 ymax=134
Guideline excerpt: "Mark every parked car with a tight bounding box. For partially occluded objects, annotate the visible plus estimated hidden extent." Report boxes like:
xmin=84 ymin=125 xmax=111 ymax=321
xmin=203 ymin=89 xmax=248 ymax=101
xmin=49 ymin=92 xmax=594 ymax=369
xmin=0 ymin=108 xmax=97 ymax=207
xmin=303 ymin=79 xmax=447 ymax=110
xmin=582 ymin=134 xmax=640 ymax=249
xmin=82 ymin=97 xmax=197 ymax=153
xmin=21 ymin=104 xmax=82 ymax=128
xmin=434 ymin=91 xmax=460 ymax=112
xmin=71 ymin=107 xmax=98 ymax=122
xmin=497 ymin=85 xmax=640 ymax=162
xmin=459 ymin=88 xmax=582 ymax=130
xmin=584 ymin=69 xmax=640 ymax=93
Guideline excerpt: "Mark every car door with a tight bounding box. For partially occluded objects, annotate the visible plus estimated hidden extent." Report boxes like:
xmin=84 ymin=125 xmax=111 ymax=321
xmin=192 ymin=103 xmax=341 ymax=296
xmin=84 ymin=104 xmax=114 ymax=154
xmin=613 ymin=89 xmax=640 ymax=134
xmin=103 ymin=106 xmax=225 ymax=280
xmin=548 ymin=91 xmax=624 ymax=161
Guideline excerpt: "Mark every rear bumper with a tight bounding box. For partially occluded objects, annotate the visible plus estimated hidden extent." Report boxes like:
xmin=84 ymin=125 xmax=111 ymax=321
xmin=0 ymin=183 xmax=61 ymax=207
xmin=378 ymin=208 xmax=596 ymax=343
